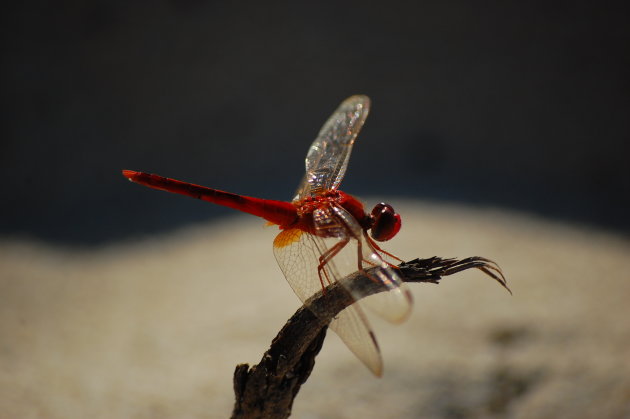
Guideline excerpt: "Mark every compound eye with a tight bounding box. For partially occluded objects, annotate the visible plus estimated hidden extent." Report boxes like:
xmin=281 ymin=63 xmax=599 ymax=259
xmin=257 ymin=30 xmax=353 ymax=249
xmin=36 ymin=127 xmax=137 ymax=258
xmin=370 ymin=203 xmax=401 ymax=241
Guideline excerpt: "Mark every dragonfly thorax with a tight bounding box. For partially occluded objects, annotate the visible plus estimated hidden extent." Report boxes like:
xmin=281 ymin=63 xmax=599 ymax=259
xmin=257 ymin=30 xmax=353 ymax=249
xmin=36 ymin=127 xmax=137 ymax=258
xmin=294 ymin=190 xmax=344 ymax=216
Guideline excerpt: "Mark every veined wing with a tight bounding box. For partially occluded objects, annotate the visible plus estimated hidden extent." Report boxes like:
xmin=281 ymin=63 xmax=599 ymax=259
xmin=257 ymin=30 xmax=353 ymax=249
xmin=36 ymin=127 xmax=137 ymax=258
xmin=330 ymin=205 xmax=413 ymax=323
xmin=294 ymin=95 xmax=370 ymax=201
xmin=273 ymin=227 xmax=384 ymax=376
xmin=273 ymin=203 xmax=413 ymax=375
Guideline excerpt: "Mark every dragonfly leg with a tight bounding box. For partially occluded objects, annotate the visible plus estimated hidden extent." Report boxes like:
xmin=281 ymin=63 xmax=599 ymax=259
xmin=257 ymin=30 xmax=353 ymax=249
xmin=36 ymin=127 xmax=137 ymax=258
xmin=317 ymin=238 xmax=350 ymax=293
xmin=364 ymin=232 xmax=403 ymax=267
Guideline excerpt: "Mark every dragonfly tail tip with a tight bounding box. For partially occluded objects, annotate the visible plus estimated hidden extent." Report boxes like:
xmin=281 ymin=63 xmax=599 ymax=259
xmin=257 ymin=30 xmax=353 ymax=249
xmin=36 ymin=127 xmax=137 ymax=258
xmin=122 ymin=169 xmax=138 ymax=181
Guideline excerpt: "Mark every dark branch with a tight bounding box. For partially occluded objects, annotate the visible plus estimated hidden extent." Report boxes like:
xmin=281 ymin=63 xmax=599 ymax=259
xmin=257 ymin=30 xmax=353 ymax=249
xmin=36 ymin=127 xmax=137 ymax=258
xmin=230 ymin=256 xmax=509 ymax=419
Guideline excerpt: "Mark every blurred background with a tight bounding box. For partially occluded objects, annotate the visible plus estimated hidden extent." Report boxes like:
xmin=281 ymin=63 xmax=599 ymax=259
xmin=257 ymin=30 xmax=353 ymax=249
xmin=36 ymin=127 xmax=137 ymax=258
xmin=2 ymin=2 xmax=630 ymax=418
xmin=2 ymin=1 xmax=628 ymax=244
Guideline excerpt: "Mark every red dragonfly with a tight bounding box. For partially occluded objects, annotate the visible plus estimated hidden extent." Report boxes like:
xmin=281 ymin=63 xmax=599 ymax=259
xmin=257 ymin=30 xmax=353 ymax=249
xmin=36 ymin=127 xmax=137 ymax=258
xmin=123 ymin=95 xmax=412 ymax=376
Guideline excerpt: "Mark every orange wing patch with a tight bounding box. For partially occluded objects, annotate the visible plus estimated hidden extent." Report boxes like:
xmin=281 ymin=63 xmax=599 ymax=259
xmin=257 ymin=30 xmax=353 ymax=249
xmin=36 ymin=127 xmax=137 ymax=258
xmin=273 ymin=228 xmax=303 ymax=248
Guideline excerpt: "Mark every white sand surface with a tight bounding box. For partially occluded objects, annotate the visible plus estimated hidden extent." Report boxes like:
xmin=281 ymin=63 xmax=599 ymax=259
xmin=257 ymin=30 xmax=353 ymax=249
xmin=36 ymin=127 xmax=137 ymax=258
xmin=1 ymin=200 xmax=629 ymax=418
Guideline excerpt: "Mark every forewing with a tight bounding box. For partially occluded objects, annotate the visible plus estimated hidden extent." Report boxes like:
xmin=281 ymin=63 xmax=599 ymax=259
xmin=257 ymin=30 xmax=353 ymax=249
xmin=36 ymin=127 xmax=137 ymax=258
xmin=273 ymin=227 xmax=383 ymax=376
xmin=331 ymin=205 xmax=413 ymax=323
xmin=294 ymin=95 xmax=370 ymax=200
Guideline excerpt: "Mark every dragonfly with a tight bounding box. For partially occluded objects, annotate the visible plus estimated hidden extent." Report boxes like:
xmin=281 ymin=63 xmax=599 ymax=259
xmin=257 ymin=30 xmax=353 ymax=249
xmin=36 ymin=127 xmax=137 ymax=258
xmin=123 ymin=95 xmax=412 ymax=376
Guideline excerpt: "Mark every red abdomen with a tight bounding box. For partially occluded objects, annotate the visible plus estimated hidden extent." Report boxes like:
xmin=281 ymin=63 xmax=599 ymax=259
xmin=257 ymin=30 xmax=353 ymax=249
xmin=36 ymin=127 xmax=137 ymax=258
xmin=123 ymin=170 xmax=299 ymax=227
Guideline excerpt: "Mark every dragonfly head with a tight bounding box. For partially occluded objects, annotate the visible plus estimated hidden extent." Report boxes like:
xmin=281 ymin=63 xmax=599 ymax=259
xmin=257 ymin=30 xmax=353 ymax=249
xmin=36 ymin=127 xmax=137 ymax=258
xmin=369 ymin=203 xmax=401 ymax=242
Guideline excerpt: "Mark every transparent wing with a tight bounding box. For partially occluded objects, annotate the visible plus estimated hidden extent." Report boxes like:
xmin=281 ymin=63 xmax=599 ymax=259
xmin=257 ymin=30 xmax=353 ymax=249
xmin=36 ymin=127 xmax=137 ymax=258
xmin=273 ymin=227 xmax=383 ymax=376
xmin=272 ymin=203 xmax=413 ymax=375
xmin=294 ymin=95 xmax=370 ymax=201
xmin=330 ymin=205 xmax=413 ymax=324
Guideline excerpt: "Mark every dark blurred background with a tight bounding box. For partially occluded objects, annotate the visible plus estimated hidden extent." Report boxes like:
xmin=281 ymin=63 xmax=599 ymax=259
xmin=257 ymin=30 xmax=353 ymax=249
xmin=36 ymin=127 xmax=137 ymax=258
xmin=2 ymin=1 xmax=629 ymax=245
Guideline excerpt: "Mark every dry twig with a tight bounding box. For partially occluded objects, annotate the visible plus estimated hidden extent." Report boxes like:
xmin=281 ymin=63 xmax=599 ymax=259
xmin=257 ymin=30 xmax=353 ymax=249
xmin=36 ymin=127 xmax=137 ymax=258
xmin=231 ymin=256 xmax=509 ymax=419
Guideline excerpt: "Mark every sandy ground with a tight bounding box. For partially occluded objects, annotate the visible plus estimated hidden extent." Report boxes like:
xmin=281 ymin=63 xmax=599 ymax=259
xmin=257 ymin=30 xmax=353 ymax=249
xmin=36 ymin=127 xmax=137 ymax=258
xmin=1 ymin=200 xmax=629 ymax=419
